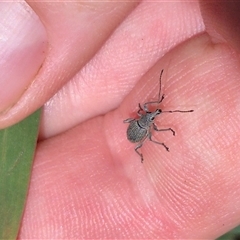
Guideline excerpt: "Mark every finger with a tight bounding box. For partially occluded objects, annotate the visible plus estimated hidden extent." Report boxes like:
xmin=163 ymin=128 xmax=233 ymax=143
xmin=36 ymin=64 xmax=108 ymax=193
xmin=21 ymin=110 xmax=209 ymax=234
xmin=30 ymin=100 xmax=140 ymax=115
xmin=0 ymin=1 xmax=139 ymax=129
xmin=200 ymin=1 xmax=240 ymax=52
xmin=0 ymin=3 xmax=47 ymax=115
xmin=19 ymin=33 xmax=240 ymax=238
xmin=39 ymin=1 xmax=204 ymax=139
xmin=121 ymin=33 xmax=240 ymax=238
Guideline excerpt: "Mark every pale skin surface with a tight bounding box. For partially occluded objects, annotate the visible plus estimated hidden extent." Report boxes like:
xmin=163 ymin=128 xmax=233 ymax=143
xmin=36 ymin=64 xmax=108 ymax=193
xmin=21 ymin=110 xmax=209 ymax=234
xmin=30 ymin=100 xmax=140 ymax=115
xmin=1 ymin=1 xmax=240 ymax=239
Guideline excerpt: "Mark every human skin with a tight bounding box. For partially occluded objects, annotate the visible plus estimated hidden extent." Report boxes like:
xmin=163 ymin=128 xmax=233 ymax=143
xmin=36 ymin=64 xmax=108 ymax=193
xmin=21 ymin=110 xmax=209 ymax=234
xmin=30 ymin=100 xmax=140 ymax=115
xmin=1 ymin=1 xmax=240 ymax=239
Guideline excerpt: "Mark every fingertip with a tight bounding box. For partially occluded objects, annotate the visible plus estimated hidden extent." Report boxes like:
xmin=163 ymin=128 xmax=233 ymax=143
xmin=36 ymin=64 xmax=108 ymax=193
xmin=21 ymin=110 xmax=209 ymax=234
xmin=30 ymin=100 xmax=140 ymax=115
xmin=0 ymin=2 xmax=47 ymax=114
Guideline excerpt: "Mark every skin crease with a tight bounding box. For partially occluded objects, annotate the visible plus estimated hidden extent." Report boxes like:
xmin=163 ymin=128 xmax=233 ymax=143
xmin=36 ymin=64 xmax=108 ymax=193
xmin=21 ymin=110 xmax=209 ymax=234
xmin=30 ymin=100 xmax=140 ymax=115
xmin=2 ymin=0 xmax=237 ymax=239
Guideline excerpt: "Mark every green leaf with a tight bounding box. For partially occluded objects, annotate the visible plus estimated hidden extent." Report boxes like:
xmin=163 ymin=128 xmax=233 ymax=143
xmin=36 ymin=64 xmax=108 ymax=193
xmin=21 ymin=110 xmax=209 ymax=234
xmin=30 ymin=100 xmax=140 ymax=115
xmin=0 ymin=109 xmax=41 ymax=239
xmin=217 ymin=225 xmax=240 ymax=240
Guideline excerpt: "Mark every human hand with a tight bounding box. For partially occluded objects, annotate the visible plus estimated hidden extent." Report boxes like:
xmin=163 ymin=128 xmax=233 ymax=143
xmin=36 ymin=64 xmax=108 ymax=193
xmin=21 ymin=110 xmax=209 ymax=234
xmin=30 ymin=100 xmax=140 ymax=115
xmin=1 ymin=1 xmax=240 ymax=239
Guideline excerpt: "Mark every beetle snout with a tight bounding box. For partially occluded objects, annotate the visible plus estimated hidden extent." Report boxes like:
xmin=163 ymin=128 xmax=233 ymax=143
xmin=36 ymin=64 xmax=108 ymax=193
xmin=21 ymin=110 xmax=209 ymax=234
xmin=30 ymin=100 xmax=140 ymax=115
xmin=155 ymin=109 xmax=162 ymax=115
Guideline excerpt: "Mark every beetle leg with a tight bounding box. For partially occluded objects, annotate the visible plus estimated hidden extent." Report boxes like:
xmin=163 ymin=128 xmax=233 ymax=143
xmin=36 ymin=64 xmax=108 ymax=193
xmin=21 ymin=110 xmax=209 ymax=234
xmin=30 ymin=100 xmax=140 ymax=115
xmin=153 ymin=123 xmax=175 ymax=136
xmin=143 ymin=94 xmax=165 ymax=112
xmin=135 ymin=143 xmax=144 ymax=163
xmin=148 ymin=132 xmax=169 ymax=152
xmin=137 ymin=103 xmax=144 ymax=116
xmin=123 ymin=118 xmax=135 ymax=123
xmin=135 ymin=134 xmax=148 ymax=163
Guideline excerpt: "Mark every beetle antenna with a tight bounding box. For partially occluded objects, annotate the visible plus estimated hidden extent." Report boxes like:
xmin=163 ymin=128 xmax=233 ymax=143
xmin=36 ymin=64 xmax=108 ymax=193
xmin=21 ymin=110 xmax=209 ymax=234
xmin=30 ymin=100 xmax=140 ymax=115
xmin=143 ymin=69 xmax=165 ymax=111
xmin=158 ymin=69 xmax=164 ymax=103
xmin=162 ymin=110 xmax=194 ymax=113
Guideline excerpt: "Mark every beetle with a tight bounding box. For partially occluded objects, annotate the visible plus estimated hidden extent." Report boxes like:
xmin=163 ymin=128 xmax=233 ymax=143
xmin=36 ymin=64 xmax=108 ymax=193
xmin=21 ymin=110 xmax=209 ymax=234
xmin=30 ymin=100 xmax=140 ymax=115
xmin=124 ymin=69 xmax=193 ymax=163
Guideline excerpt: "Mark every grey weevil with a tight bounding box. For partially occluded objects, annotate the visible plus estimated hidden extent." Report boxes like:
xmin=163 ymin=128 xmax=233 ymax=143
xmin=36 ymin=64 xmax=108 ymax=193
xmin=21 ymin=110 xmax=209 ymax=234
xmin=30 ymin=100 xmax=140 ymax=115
xmin=123 ymin=69 xmax=193 ymax=163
